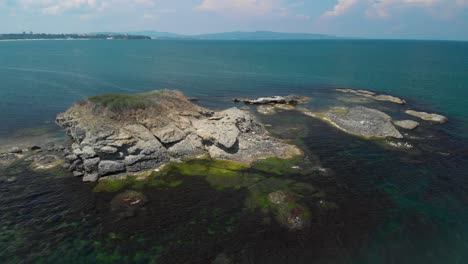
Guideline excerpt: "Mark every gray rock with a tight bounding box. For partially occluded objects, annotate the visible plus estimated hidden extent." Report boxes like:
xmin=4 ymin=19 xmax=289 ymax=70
xmin=98 ymin=160 xmax=125 ymax=176
xmin=405 ymin=110 xmax=448 ymax=123
xmin=393 ymin=120 xmax=420 ymax=130
xmin=73 ymin=171 xmax=84 ymax=177
xmin=193 ymin=117 xmax=240 ymax=149
xmin=80 ymin=146 xmax=97 ymax=159
xmin=336 ymin=89 xmax=406 ymax=105
xmin=234 ymin=95 xmax=309 ymax=105
xmin=0 ymin=153 xmax=19 ymax=166
xmin=30 ymin=154 xmax=63 ymax=170
xmin=83 ymin=173 xmax=99 ymax=182
xmin=8 ymin=147 xmax=22 ymax=154
xmin=68 ymin=159 xmax=82 ymax=171
xmin=318 ymin=106 xmax=403 ymax=139
xmin=99 ymin=146 xmax=118 ymax=154
xmin=151 ymin=125 xmax=186 ymax=144
xmin=167 ymin=134 xmax=206 ymax=158
xmin=64 ymin=154 xmax=79 ymax=163
xmin=83 ymin=157 xmax=100 ymax=173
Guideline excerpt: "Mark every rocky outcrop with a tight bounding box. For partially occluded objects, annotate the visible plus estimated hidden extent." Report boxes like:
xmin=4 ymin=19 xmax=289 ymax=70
xmin=393 ymin=120 xmax=420 ymax=130
xmin=234 ymin=95 xmax=309 ymax=105
xmin=302 ymin=106 xmax=403 ymax=139
xmin=336 ymin=89 xmax=406 ymax=105
xmin=405 ymin=110 xmax=448 ymax=123
xmin=56 ymin=90 xmax=301 ymax=182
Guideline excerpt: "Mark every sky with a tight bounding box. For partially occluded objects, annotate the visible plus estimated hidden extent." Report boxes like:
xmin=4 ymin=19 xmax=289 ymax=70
xmin=1 ymin=0 xmax=468 ymax=40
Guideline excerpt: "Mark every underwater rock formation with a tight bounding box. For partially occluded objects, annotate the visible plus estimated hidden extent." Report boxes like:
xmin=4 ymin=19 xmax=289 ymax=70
xmin=336 ymin=88 xmax=406 ymax=105
xmin=56 ymin=90 xmax=301 ymax=182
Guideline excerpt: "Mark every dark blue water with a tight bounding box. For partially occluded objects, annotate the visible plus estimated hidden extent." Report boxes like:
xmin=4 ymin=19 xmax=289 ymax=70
xmin=1 ymin=40 xmax=468 ymax=263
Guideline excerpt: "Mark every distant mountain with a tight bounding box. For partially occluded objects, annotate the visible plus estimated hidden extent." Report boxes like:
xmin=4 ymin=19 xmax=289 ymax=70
xmin=124 ymin=31 xmax=185 ymax=39
xmin=118 ymin=30 xmax=341 ymax=40
xmin=191 ymin=31 xmax=338 ymax=40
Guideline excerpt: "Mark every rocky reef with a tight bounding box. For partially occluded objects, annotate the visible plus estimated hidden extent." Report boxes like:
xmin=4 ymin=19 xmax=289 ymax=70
xmin=233 ymin=95 xmax=310 ymax=105
xmin=336 ymin=88 xmax=406 ymax=105
xmin=405 ymin=110 xmax=448 ymax=123
xmin=235 ymin=90 xmax=449 ymax=150
xmin=303 ymin=106 xmax=403 ymax=139
xmin=56 ymin=90 xmax=301 ymax=182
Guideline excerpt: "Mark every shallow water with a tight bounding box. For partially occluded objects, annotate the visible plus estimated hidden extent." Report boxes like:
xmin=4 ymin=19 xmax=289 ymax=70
xmin=1 ymin=40 xmax=468 ymax=263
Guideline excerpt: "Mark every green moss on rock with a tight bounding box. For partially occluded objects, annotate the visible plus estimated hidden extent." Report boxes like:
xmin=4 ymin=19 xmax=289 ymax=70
xmin=252 ymin=156 xmax=303 ymax=176
xmin=93 ymin=178 xmax=133 ymax=193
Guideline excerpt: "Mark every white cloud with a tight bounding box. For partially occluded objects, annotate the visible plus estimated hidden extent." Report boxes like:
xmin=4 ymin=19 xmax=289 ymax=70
xmin=17 ymin=0 xmax=158 ymax=15
xmin=456 ymin=0 xmax=468 ymax=6
xmin=143 ymin=13 xmax=157 ymax=19
xmin=196 ymin=0 xmax=308 ymax=19
xmin=366 ymin=0 xmax=440 ymax=18
xmin=322 ymin=0 xmax=358 ymax=18
xmin=197 ymin=0 xmax=285 ymax=16
xmin=322 ymin=0 xmax=468 ymax=19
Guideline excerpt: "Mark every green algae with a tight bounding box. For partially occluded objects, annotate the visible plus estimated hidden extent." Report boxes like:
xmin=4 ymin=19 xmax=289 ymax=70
xmin=93 ymin=178 xmax=133 ymax=193
xmin=251 ymin=156 xmax=303 ymax=176
xmin=93 ymin=169 xmax=186 ymax=193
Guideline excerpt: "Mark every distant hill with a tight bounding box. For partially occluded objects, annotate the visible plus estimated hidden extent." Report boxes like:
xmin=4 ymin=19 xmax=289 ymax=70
xmin=191 ymin=31 xmax=338 ymax=40
xmin=123 ymin=31 xmax=185 ymax=39
xmin=118 ymin=30 xmax=341 ymax=40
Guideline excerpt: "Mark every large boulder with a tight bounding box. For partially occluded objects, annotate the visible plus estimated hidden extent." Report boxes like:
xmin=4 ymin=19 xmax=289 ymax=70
xmin=98 ymin=160 xmax=125 ymax=176
xmin=57 ymin=90 xmax=301 ymax=182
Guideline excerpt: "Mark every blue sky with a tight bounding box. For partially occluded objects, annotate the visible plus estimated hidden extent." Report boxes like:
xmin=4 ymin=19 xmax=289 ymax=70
xmin=1 ymin=0 xmax=468 ymax=40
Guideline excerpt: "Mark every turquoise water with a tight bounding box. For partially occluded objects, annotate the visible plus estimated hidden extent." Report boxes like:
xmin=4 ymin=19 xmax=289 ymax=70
xmin=0 ymin=40 xmax=467 ymax=137
xmin=1 ymin=40 xmax=468 ymax=263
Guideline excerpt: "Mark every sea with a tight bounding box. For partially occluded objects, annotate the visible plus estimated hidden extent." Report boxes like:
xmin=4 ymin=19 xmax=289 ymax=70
xmin=0 ymin=39 xmax=467 ymax=263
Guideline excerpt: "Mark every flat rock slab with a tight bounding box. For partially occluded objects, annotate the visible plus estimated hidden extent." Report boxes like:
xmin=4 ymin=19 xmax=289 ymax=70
xmin=336 ymin=89 xmax=406 ymax=105
xmin=393 ymin=120 xmax=420 ymax=130
xmin=405 ymin=110 xmax=448 ymax=123
xmin=320 ymin=106 xmax=403 ymax=139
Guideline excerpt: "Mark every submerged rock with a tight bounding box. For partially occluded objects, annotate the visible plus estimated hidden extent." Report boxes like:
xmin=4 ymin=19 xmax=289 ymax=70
xmin=304 ymin=106 xmax=403 ymax=139
xmin=405 ymin=110 xmax=448 ymax=123
xmin=336 ymin=89 xmax=406 ymax=105
xmin=0 ymin=153 xmax=20 ymax=166
xmin=28 ymin=154 xmax=63 ymax=170
xmin=56 ymin=90 xmax=301 ymax=182
xmin=110 ymin=190 xmax=148 ymax=217
xmin=393 ymin=120 xmax=420 ymax=130
xmin=267 ymin=191 xmax=310 ymax=230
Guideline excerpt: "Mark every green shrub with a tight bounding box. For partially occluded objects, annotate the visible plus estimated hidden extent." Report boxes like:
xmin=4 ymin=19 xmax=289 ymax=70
xmin=88 ymin=93 xmax=152 ymax=113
